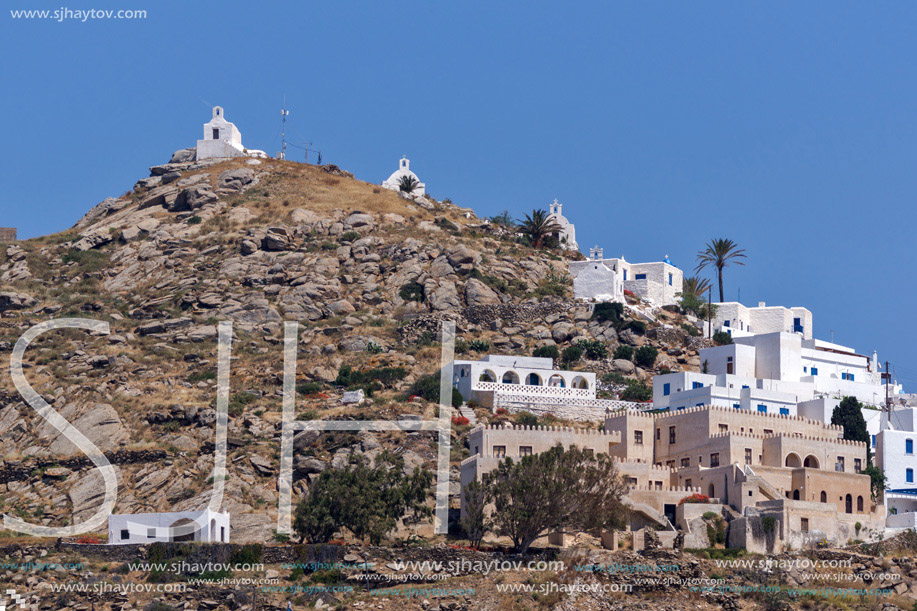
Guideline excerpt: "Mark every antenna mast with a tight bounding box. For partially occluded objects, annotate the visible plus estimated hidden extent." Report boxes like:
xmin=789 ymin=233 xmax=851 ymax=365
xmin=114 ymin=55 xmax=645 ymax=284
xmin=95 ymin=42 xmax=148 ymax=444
xmin=280 ymin=95 xmax=290 ymax=160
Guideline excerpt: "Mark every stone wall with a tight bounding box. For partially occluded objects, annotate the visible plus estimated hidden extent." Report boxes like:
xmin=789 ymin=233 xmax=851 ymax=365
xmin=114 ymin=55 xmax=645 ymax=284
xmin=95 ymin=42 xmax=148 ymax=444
xmin=0 ymin=228 xmax=16 ymax=243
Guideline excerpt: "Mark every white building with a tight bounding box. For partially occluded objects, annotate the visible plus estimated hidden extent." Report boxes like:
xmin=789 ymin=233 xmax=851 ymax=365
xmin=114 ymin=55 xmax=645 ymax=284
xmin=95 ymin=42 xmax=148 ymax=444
xmin=381 ymin=156 xmax=426 ymax=196
xmin=712 ymin=301 xmax=813 ymax=340
xmin=570 ymin=248 xmax=683 ymax=307
xmin=876 ymin=408 xmax=917 ymax=530
xmin=545 ymin=199 xmax=578 ymax=251
xmin=107 ymin=509 xmax=229 ymax=545
xmin=655 ymin=331 xmax=901 ymax=446
xmin=196 ymin=106 xmax=266 ymax=160
xmin=453 ymin=354 xmax=595 ymax=408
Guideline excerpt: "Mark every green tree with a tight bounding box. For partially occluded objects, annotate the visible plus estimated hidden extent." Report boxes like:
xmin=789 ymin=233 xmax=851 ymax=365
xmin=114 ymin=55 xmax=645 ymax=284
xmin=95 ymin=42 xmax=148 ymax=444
xmin=862 ymin=464 xmax=887 ymax=503
xmin=561 ymin=344 xmax=583 ymax=365
xmin=712 ymin=331 xmax=733 ymax=346
xmin=411 ymin=373 xmax=463 ymax=408
xmin=694 ymin=238 xmax=747 ymax=302
xmin=678 ymin=276 xmax=713 ymax=316
xmin=831 ymin=396 xmax=869 ymax=444
xmin=484 ymin=445 xmax=628 ymax=553
xmin=634 ymin=345 xmax=658 ymax=369
xmin=518 ymin=209 xmax=561 ymax=249
xmin=488 ymin=210 xmax=516 ymax=229
xmin=398 ymin=175 xmax=420 ymax=194
xmin=532 ymin=345 xmax=559 ymax=360
xmin=460 ymin=479 xmax=488 ymax=549
xmin=293 ymin=452 xmax=432 ymax=545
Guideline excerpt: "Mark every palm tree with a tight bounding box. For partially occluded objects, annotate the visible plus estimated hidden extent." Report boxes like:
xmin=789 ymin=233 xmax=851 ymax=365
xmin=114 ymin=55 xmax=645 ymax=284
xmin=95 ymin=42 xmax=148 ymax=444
xmin=518 ymin=209 xmax=561 ymax=248
xmin=695 ymin=238 xmax=747 ymax=302
xmin=681 ymin=276 xmax=712 ymax=300
xmin=398 ymin=175 xmax=420 ymax=194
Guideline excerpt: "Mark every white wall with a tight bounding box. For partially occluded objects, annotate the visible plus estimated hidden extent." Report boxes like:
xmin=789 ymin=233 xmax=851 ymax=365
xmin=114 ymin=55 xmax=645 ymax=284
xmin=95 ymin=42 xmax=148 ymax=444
xmin=108 ymin=510 xmax=229 ymax=545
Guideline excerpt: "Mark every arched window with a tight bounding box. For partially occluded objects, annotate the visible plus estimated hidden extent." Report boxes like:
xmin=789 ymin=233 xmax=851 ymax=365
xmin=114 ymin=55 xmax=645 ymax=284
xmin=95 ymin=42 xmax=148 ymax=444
xmin=857 ymin=496 xmax=864 ymax=512
xmin=548 ymin=374 xmax=565 ymax=388
xmin=571 ymin=376 xmax=589 ymax=389
xmin=708 ymin=483 xmax=715 ymax=499
xmin=479 ymin=370 xmax=496 ymax=383
xmin=820 ymin=491 xmax=827 ymax=503
xmin=785 ymin=453 xmax=802 ymax=468
xmin=502 ymin=371 xmax=520 ymax=384
xmin=525 ymin=373 xmax=542 ymax=386
xmin=792 ymin=489 xmax=800 ymax=500
xmin=803 ymin=455 xmax=819 ymax=469
xmin=169 ymin=518 xmax=197 ymax=542
xmin=845 ymin=494 xmax=853 ymax=514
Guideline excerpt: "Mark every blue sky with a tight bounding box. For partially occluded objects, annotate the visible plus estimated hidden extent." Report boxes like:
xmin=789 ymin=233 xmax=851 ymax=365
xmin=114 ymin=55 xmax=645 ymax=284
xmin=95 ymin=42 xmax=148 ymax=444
xmin=2 ymin=1 xmax=916 ymax=386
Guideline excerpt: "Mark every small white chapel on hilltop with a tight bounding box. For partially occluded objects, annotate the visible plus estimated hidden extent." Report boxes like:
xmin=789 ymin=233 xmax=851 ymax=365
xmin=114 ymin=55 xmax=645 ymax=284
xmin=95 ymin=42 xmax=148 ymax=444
xmin=196 ymin=106 xmax=267 ymax=160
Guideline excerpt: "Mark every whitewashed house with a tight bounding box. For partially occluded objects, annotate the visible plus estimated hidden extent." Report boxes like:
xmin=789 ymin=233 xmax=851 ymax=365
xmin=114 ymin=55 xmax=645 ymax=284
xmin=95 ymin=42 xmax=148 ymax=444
xmin=453 ymin=355 xmax=595 ymax=409
xmin=655 ymin=331 xmax=900 ymax=449
xmin=107 ymin=509 xmax=229 ymax=545
xmin=570 ymin=248 xmax=683 ymax=307
xmin=196 ymin=106 xmax=266 ymax=160
xmin=545 ymin=199 xmax=578 ymax=251
xmin=711 ymin=301 xmax=813 ymax=340
xmin=382 ymin=156 xmax=426 ymax=196
xmin=876 ymin=408 xmax=917 ymax=530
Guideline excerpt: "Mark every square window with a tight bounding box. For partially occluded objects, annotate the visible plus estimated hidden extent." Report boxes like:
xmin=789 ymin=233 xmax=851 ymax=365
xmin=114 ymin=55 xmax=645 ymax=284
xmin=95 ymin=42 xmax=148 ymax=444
xmin=147 ymin=528 xmax=156 ymax=540
xmin=635 ymin=273 xmax=646 ymax=280
xmin=493 ymin=445 xmax=506 ymax=458
xmin=693 ymin=381 xmax=703 ymax=389
xmin=718 ymin=424 xmax=728 ymax=432
xmin=710 ymin=453 xmax=720 ymax=467
xmin=681 ymin=458 xmax=690 ymax=468
xmin=634 ymin=431 xmax=644 ymax=445
xmin=757 ymin=405 xmax=767 ymax=413
xmin=779 ymin=408 xmax=789 ymax=415
xmin=669 ymin=426 xmax=676 ymax=444
xmin=744 ymin=448 xmax=752 ymax=464
xmin=519 ymin=446 xmax=532 ymax=456
xmin=120 ymin=529 xmax=129 ymax=541
xmin=800 ymin=518 xmax=809 ymax=533
xmin=811 ymin=367 xmax=818 ymax=376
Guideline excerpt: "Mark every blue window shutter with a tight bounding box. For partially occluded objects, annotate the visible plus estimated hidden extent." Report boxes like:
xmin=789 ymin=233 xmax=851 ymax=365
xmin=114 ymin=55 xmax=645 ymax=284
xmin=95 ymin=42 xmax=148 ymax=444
xmin=907 ymin=439 xmax=913 ymax=454
xmin=779 ymin=408 xmax=789 ymax=415
xmin=757 ymin=405 xmax=767 ymax=413
xmin=663 ymin=383 xmax=670 ymax=396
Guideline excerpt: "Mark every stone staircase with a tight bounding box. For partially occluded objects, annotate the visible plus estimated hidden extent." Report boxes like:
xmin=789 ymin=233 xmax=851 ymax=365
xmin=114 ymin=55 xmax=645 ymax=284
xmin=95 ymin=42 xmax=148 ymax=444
xmin=457 ymin=404 xmax=478 ymax=425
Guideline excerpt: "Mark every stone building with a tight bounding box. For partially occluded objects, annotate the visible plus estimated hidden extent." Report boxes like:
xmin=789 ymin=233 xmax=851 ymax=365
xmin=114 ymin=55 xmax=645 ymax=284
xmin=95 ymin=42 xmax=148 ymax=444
xmin=196 ymin=106 xmax=267 ymax=161
xmin=570 ymin=248 xmax=683 ymax=307
xmin=461 ymin=404 xmax=883 ymax=552
xmin=0 ymin=228 xmax=17 ymax=243
xmin=545 ymin=199 xmax=578 ymax=251
xmin=381 ymin=156 xmax=426 ymax=196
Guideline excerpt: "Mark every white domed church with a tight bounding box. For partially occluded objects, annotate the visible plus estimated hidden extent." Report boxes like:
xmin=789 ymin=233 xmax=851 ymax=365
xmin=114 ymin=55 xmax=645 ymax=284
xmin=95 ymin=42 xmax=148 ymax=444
xmin=546 ymin=199 xmax=578 ymax=251
xmin=382 ymin=156 xmax=426 ymax=196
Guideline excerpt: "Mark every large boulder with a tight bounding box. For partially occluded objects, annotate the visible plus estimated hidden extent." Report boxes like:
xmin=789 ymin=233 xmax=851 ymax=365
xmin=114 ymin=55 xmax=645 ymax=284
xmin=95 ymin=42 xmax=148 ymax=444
xmin=464 ymin=279 xmax=501 ymax=307
xmin=218 ymin=168 xmax=254 ymax=191
xmin=0 ymin=291 xmax=36 ymax=311
xmin=169 ymin=148 xmax=197 ymax=164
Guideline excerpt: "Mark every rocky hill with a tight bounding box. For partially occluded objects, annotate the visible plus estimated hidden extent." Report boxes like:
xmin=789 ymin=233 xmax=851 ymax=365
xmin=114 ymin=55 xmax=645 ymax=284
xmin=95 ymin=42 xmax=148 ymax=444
xmin=0 ymin=154 xmax=708 ymax=543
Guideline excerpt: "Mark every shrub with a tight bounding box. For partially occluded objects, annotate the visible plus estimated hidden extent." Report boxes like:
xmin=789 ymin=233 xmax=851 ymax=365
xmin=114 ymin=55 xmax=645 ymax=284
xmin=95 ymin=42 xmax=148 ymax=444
xmin=577 ymin=339 xmax=608 ymax=360
xmin=679 ymin=493 xmax=710 ymax=505
xmin=532 ymin=345 xmax=559 ymax=360
xmin=365 ymin=342 xmax=384 ymax=355
xmin=187 ymin=215 xmax=202 ymax=225
xmin=712 ymin=330 xmax=733 ymax=346
xmin=411 ymin=374 xmax=463 ymax=408
xmin=702 ymin=511 xmax=720 ymax=520
xmin=515 ymin=412 xmax=539 ymax=427
xmin=452 ymin=415 xmax=470 ymax=426
xmin=613 ymin=345 xmax=633 ymax=361
xmin=561 ymin=344 xmax=583 ymax=365
xmin=340 ymin=231 xmax=361 ymax=242
xmin=620 ymin=379 xmax=652 ymax=402
xmin=626 ymin=320 xmax=646 ymax=335
xmin=681 ymin=323 xmax=701 ymax=337
xmin=187 ymin=370 xmax=216 ymax=383
xmin=761 ymin=515 xmax=777 ymax=533
xmin=454 ymin=339 xmax=469 ymax=354
xmin=399 ymin=281 xmax=425 ymax=302
xmin=531 ymin=272 xmax=572 ymax=298
xmin=297 ymin=382 xmax=322 ymax=395
xmin=468 ymin=339 xmax=490 ymax=352
xmin=591 ymin=302 xmax=624 ymax=325
xmin=633 ymin=345 xmax=658 ymax=369
xmin=336 ymin=365 xmax=407 ymax=393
